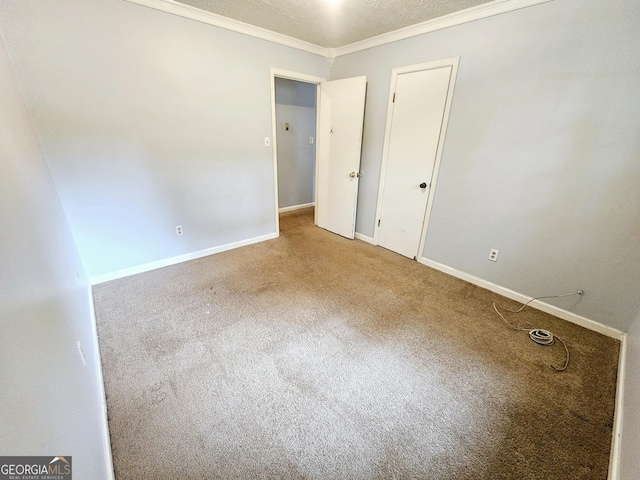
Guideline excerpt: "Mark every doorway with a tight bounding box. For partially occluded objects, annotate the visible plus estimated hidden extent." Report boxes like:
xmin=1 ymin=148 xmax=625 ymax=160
xmin=274 ymin=77 xmax=318 ymax=214
xmin=374 ymin=58 xmax=459 ymax=259
xmin=270 ymin=69 xmax=325 ymax=235
xmin=270 ymin=69 xmax=367 ymax=239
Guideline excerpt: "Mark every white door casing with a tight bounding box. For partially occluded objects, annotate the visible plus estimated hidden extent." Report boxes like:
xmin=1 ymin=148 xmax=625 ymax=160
xmin=270 ymin=68 xmax=326 ymax=235
xmin=316 ymin=76 xmax=367 ymax=239
xmin=375 ymin=58 xmax=459 ymax=259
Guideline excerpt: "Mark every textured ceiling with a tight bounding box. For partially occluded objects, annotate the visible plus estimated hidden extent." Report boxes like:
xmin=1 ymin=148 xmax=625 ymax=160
xmin=173 ymin=0 xmax=495 ymax=48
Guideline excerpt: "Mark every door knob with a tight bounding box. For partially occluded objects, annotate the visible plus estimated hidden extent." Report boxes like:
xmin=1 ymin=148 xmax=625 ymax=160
xmin=420 ymin=182 xmax=427 ymax=189
xmin=350 ymin=172 xmax=357 ymax=178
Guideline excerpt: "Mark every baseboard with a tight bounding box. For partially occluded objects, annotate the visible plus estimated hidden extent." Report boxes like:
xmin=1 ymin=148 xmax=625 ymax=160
xmin=90 ymin=232 xmax=278 ymax=285
xmin=87 ymin=288 xmax=116 ymax=480
xmin=608 ymin=334 xmax=627 ymax=479
xmin=355 ymin=232 xmax=376 ymax=245
xmin=419 ymin=257 xmax=625 ymax=340
xmin=278 ymin=203 xmax=315 ymax=213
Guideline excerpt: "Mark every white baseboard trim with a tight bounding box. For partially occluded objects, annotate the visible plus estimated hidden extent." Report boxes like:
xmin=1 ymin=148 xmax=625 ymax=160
xmin=87 ymin=288 xmax=116 ymax=480
xmin=90 ymin=232 xmax=278 ymax=285
xmin=419 ymin=257 xmax=625 ymax=340
xmin=609 ymin=334 xmax=627 ymax=480
xmin=355 ymin=232 xmax=376 ymax=245
xmin=278 ymin=202 xmax=315 ymax=213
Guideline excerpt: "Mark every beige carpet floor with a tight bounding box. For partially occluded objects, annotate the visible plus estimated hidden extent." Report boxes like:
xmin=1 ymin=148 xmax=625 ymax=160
xmin=94 ymin=208 xmax=619 ymax=479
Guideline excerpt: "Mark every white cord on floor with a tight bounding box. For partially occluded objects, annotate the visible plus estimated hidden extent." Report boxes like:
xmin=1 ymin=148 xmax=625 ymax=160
xmin=493 ymin=290 xmax=583 ymax=372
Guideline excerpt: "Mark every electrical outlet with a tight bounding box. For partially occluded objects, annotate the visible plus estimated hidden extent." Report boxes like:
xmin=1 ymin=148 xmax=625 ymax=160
xmin=488 ymin=248 xmax=499 ymax=262
xmin=176 ymin=225 xmax=183 ymax=236
xmin=264 ymin=137 xmax=271 ymax=147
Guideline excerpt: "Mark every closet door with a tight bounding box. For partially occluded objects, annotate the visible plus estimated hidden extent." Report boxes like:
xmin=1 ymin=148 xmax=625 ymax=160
xmin=377 ymin=65 xmax=453 ymax=258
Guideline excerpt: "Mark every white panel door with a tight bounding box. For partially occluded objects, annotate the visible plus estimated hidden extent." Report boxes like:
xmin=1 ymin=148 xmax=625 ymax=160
xmin=316 ymin=76 xmax=367 ymax=239
xmin=377 ymin=67 xmax=452 ymax=258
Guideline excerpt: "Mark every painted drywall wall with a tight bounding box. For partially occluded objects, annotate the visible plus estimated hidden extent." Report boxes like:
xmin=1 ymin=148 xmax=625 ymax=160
xmin=331 ymin=0 xmax=640 ymax=331
xmin=0 ymin=31 xmax=112 ymax=479
xmin=619 ymin=309 xmax=640 ymax=479
xmin=0 ymin=0 xmax=329 ymax=281
xmin=275 ymin=77 xmax=317 ymax=209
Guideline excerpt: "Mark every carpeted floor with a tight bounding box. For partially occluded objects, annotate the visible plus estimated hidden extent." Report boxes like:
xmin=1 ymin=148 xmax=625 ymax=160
xmin=94 ymin=207 xmax=619 ymax=479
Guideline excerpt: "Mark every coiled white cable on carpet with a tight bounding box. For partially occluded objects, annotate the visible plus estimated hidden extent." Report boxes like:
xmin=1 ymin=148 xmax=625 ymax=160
xmin=493 ymin=290 xmax=583 ymax=372
xmin=529 ymin=328 xmax=554 ymax=345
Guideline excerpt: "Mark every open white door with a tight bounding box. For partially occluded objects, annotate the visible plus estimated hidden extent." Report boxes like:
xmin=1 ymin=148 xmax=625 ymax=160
xmin=316 ymin=76 xmax=367 ymax=239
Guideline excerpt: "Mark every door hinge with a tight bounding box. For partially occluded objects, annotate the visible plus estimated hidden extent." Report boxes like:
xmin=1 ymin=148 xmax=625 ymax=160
xmin=392 ymin=93 xmax=396 ymax=103
xmin=378 ymin=219 xmax=381 ymax=226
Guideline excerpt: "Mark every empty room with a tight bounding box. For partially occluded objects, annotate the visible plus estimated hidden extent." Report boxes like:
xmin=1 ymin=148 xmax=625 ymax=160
xmin=1 ymin=0 xmax=639 ymax=478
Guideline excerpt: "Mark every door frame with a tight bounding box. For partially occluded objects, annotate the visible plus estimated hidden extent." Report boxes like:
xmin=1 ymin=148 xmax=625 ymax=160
xmin=373 ymin=57 xmax=460 ymax=258
xmin=270 ymin=68 xmax=326 ymax=236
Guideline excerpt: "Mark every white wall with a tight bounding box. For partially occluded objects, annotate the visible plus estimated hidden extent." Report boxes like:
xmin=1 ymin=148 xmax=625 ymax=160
xmin=331 ymin=0 xmax=640 ymax=331
xmin=0 ymin=0 xmax=329 ymax=281
xmin=1 ymin=0 xmax=636 ymax=330
xmin=619 ymin=309 xmax=640 ymax=479
xmin=0 ymin=30 xmax=112 ymax=479
xmin=275 ymin=77 xmax=317 ymax=209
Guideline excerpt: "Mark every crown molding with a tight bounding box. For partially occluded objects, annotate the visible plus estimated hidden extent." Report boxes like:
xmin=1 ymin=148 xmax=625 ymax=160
xmin=122 ymin=0 xmax=328 ymax=57
xmin=335 ymin=0 xmax=553 ymax=57
xmin=122 ymin=0 xmax=552 ymax=60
